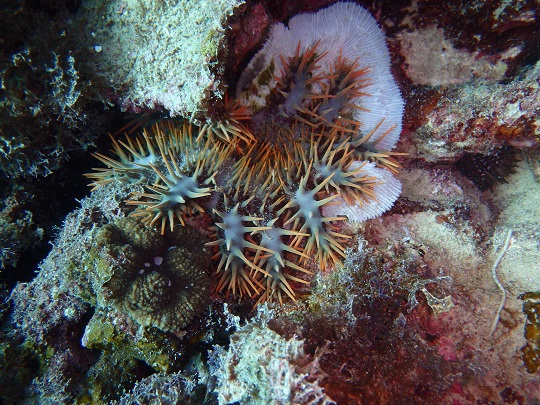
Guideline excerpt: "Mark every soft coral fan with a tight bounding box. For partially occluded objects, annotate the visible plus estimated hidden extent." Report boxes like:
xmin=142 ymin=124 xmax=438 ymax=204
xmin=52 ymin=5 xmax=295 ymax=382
xmin=87 ymin=2 xmax=404 ymax=305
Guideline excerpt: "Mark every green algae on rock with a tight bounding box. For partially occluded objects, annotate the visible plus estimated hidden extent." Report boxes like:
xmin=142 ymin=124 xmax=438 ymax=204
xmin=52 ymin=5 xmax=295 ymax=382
xmin=81 ymin=308 xmax=185 ymax=373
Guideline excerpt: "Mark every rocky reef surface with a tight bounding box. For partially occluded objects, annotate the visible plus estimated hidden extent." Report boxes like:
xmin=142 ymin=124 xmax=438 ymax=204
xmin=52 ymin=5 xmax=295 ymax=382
xmin=1 ymin=0 xmax=539 ymax=404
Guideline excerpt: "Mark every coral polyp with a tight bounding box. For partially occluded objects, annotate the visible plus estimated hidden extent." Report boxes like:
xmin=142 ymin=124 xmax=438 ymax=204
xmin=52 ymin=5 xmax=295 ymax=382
xmin=86 ymin=2 xmax=404 ymax=305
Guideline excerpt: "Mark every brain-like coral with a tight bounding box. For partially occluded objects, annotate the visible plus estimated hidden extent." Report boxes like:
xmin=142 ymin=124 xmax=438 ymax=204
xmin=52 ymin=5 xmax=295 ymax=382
xmin=94 ymin=217 xmax=211 ymax=332
xmin=87 ymin=3 xmax=404 ymax=305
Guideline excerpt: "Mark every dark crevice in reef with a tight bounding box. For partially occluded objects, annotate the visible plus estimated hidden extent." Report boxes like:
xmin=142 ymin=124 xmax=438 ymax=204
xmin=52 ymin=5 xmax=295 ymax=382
xmin=0 ymin=156 xmax=93 ymax=286
xmin=25 ymin=0 xmax=83 ymax=16
xmin=0 ymin=105 xmax=125 ymax=287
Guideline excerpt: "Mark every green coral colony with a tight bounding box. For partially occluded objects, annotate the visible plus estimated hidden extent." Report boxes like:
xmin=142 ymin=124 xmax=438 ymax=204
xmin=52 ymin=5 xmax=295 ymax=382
xmin=86 ymin=3 xmax=404 ymax=308
xmin=93 ymin=217 xmax=212 ymax=332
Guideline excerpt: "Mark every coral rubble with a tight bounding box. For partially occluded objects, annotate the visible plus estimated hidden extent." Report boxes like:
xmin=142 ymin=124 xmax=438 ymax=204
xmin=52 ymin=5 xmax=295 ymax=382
xmin=409 ymin=55 xmax=540 ymax=163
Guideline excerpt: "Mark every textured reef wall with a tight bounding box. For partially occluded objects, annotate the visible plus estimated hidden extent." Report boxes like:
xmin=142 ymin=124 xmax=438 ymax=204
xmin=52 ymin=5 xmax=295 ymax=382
xmin=1 ymin=0 xmax=540 ymax=404
xmin=75 ymin=0 xmax=244 ymax=118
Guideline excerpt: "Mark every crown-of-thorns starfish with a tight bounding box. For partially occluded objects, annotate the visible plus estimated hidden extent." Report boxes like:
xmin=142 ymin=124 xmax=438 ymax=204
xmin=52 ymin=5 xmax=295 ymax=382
xmin=86 ymin=4 xmax=405 ymax=305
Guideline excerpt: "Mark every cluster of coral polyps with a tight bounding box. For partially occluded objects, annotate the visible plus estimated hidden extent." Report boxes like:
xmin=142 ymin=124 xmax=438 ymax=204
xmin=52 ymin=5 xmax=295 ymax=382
xmin=86 ymin=2 xmax=404 ymax=305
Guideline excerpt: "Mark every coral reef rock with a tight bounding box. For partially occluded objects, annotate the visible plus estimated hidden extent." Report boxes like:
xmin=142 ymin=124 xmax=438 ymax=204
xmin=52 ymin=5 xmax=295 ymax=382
xmin=209 ymin=313 xmax=334 ymax=405
xmin=76 ymin=0 xmax=245 ymax=117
